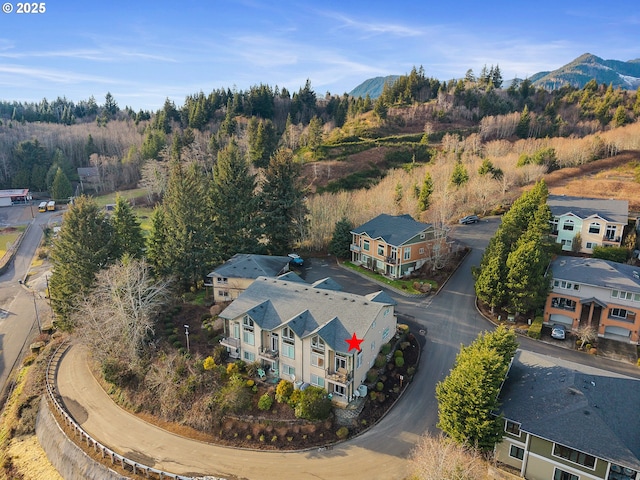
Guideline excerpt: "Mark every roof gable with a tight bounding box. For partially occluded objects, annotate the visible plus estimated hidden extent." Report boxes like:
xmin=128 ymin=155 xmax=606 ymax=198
xmin=548 ymin=195 xmax=628 ymax=224
xmin=351 ymin=213 xmax=431 ymax=247
xmin=208 ymin=254 xmax=290 ymax=280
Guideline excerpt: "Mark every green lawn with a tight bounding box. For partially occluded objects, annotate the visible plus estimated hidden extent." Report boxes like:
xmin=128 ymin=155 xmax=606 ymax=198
xmin=93 ymin=188 xmax=149 ymax=207
xmin=342 ymin=261 xmax=437 ymax=294
xmin=0 ymin=226 xmax=26 ymax=258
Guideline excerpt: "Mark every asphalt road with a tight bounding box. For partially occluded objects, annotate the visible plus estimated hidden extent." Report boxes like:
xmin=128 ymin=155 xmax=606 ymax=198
xmin=0 ymin=205 xmax=55 ymax=397
xmin=55 ymin=217 xmax=640 ymax=480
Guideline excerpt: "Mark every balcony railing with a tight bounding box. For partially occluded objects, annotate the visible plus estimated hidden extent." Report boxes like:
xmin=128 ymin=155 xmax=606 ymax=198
xmin=258 ymin=347 xmax=279 ymax=360
xmin=350 ymin=244 xmax=361 ymax=252
xmin=326 ymin=368 xmax=353 ymax=385
xmin=385 ymin=256 xmax=399 ymax=265
xmin=220 ymin=337 xmax=240 ymax=349
xmin=602 ymin=235 xmax=621 ymax=243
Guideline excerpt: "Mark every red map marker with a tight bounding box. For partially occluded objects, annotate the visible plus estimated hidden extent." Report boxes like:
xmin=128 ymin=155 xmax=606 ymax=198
xmin=345 ymin=332 xmax=364 ymax=352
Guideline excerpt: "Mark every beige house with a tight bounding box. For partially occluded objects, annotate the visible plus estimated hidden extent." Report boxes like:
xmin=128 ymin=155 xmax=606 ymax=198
xmin=218 ymin=276 xmax=397 ymax=404
xmin=350 ymin=213 xmax=448 ymax=279
xmin=206 ymin=254 xmax=291 ymax=303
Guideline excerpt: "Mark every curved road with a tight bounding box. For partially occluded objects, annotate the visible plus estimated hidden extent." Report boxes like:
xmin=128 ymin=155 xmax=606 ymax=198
xmin=56 ymin=218 xmax=640 ymax=480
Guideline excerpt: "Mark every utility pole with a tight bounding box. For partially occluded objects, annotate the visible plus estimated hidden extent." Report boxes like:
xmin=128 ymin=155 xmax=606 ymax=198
xmin=184 ymin=324 xmax=190 ymax=353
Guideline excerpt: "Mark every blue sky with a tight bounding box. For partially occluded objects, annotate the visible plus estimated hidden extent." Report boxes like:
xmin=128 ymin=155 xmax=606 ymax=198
xmin=0 ymin=0 xmax=638 ymax=111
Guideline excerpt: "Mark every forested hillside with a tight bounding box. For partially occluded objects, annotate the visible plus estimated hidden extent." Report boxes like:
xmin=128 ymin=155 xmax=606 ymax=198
xmin=2 ymin=66 xmax=640 ymax=252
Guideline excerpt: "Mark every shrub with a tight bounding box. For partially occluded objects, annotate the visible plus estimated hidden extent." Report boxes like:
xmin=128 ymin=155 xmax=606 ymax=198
xmin=294 ymin=386 xmax=333 ymax=421
xmin=336 ymin=427 xmax=349 ymax=439
xmin=275 ymin=380 xmax=294 ymax=403
xmin=585 ymin=344 xmax=592 ymax=350
xmin=395 ymin=356 xmax=405 ymax=368
xmin=203 ymin=356 xmax=216 ymax=371
xmin=527 ymin=316 xmax=543 ymax=339
xmin=271 ymin=435 xmax=278 ymax=442
xmin=246 ymin=379 xmax=255 ymax=388
xmin=259 ymin=434 xmax=265 ymax=442
xmin=369 ymin=391 xmax=378 ymax=401
xmin=376 ymin=382 xmax=384 ymax=391
xmin=246 ymin=361 xmax=261 ymax=377
xmin=366 ymin=369 xmax=378 ymax=384
xmin=212 ymin=345 xmax=228 ymax=364
xmin=407 ymin=366 xmax=416 ymax=376
xmin=226 ymin=363 xmax=240 ymax=376
xmin=400 ymin=341 xmax=411 ymax=351
xmin=380 ymin=343 xmax=392 ymax=355
xmin=394 ymin=350 xmax=404 ymax=358
xmin=288 ymin=389 xmax=302 ymax=408
xmin=397 ymin=324 xmax=409 ymax=335
xmin=374 ymin=354 xmax=386 ymax=368
xmin=377 ymin=393 xmax=386 ymax=403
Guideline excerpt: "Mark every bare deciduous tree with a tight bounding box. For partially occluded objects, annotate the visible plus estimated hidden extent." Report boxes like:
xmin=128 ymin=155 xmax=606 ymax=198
xmin=409 ymin=433 xmax=487 ymax=480
xmin=72 ymin=258 xmax=173 ymax=367
xmin=575 ymin=324 xmax=598 ymax=350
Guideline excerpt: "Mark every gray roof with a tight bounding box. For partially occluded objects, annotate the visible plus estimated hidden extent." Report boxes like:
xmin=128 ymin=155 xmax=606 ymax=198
xmin=351 ymin=214 xmax=431 ymax=246
xmin=500 ymin=350 xmax=640 ymax=470
xmin=311 ymin=277 xmax=344 ymax=291
xmin=551 ymin=256 xmax=640 ymax=292
xmin=207 ymin=254 xmax=290 ymax=280
xmin=548 ymin=194 xmax=628 ymax=224
xmin=219 ymin=276 xmax=394 ymax=354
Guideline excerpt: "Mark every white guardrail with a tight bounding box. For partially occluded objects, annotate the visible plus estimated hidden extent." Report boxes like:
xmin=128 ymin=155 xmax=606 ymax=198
xmin=45 ymin=341 xmax=202 ymax=480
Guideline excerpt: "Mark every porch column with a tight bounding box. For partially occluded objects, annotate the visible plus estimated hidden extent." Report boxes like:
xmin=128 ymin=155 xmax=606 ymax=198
xmin=587 ymin=302 xmax=595 ymax=325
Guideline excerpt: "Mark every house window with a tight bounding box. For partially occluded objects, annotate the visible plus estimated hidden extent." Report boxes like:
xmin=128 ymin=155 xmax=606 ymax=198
xmin=219 ymin=290 xmax=229 ymax=297
xmin=311 ymin=351 xmax=324 ymax=368
xmin=509 ymin=445 xmax=524 ymax=460
xmin=554 ymin=469 xmax=579 ymax=480
xmin=563 ymin=220 xmax=574 ymax=231
xmin=609 ymin=308 xmax=629 ymax=320
xmin=370 ymin=341 xmax=375 ymax=351
xmin=553 ymin=443 xmax=595 ymax=469
xmin=382 ymin=326 xmax=390 ymax=340
xmin=335 ymin=354 xmax=347 ymax=372
xmin=282 ymin=343 xmax=295 ymax=358
xmin=310 ymin=373 xmax=325 ymax=388
xmin=585 ymin=242 xmax=593 ymax=249
xmin=505 ymin=420 xmax=520 ymax=435
xmin=363 ymin=240 xmax=370 ymax=251
xmin=281 ymin=364 xmax=295 ymax=377
xmin=419 ymin=247 xmax=425 ymax=254
xmin=612 ymin=290 xmax=633 ymax=301
xmin=550 ymin=218 xmax=559 ymax=233
xmin=333 ymin=384 xmax=346 ymax=397
xmin=635 ymin=293 xmax=640 ymax=302
xmin=232 ymin=323 xmax=240 ymax=339
xmin=404 ymin=247 xmax=411 ymax=260
xmin=217 ymin=277 xmax=228 ymax=284
xmin=377 ymin=244 xmax=384 ymax=256
xmin=356 ymin=350 xmax=362 ymax=368
xmin=608 ymin=464 xmax=638 ymax=480
xmin=606 ymin=225 xmax=617 ymax=240
xmin=551 ymin=297 xmax=576 ymax=312
xmin=242 ymin=316 xmax=254 ymax=345
xmin=420 ymin=232 xmax=426 ymax=239
xmin=588 ymin=223 xmax=601 ymax=234
xmin=311 ymin=335 xmax=325 ymax=352
xmin=561 ymin=239 xmax=573 ymax=248
xmin=244 ymin=351 xmax=255 ymax=362
xmin=282 ymin=326 xmax=294 ymax=358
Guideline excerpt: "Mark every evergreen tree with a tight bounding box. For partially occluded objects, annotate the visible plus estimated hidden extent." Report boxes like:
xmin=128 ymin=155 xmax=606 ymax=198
xmin=163 ymin=161 xmax=217 ymax=288
xmin=104 ymin=92 xmax=118 ymax=116
xmin=306 ymin=116 xmax=324 ymax=151
xmin=417 ymin=172 xmax=434 ymax=211
xmin=451 ymin=161 xmax=469 ymax=187
xmin=247 ymin=118 xmax=278 ymax=168
xmin=436 ymin=328 xmax=517 ymax=451
xmin=612 ymin=105 xmax=627 ymax=127
xmin=328 ymin=217 xmax=353 ymax=260
xmin=146 ymin=206 xmax=170 ymax=277
xmin=516 ymin=105 xmax=531 ymax=138
xmin=111 ymin=194 xmax=145 ymax=259
xmin=49 ymin=195 xmax=116 ymax=327
xmin=259 ymin=149 xmax=308 ymax=255
xmin=491 ymin=65 xmax=503 ymax=89
xmin=211 ymin=141 xmax=260 ymax=259
xmin=51 ymin=167 xmax=73 ymax=201
xmin=474 ymin=237 xmax=508 ymax=312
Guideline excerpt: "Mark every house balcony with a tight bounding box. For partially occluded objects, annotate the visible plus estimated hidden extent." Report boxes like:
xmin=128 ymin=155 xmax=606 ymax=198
xmin=385 ymin=256 xmax=399 ymax=265
xmin=258 ymin=347 xmax=279 ymax=361
xmin=220 ymin=337 xmax=240 ymax=350
xmin=326 ymin=368 xmax=353 ymax=386
xmin=602 ymin=235 xmax=621 ymax=244
xmin=350 ymin=244 xmax=361 ymax=252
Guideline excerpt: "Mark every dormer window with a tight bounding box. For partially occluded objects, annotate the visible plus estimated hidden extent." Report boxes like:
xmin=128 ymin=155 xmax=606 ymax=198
xmin=311 ymin=335 xmax=325 ymax=352
xmin=282 ymin=326 xmax=294 ymax=343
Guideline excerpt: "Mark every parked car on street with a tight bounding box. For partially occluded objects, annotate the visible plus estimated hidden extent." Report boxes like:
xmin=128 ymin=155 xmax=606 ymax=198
xmin=459 ymin=215 xmax=480 ymax=225
xmin=551 ymin=324 xmax=566 ymax=340
xmin=288 ymin=253 xmax=304 ymax=267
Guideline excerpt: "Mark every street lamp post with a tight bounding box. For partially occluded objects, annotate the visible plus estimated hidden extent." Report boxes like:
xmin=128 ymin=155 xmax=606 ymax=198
xmin=184 ymin=324 xmax=190 ymax=353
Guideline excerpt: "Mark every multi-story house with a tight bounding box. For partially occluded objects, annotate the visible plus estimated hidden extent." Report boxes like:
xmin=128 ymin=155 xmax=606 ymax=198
xmin=350 ymin=213 xmax=447 ymax=279
xmin=496 ymin=350 xmax=640 ymax=480
xmin=548 ymin=195 xmax=628 ymax=253
xmin=206 ymin=254 xmax=291 ymax=303
xmin=544 ymin=256 xmax=640 ymax=344
xmin=218 ymin=276 xmax=397 ymax=404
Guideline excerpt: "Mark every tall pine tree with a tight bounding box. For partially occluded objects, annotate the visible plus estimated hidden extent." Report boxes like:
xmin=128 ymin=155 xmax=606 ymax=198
xmin=259 ymin=149 xmax=308 ymax=255
xmin=111 ymin=194 xmax=145 ymax=259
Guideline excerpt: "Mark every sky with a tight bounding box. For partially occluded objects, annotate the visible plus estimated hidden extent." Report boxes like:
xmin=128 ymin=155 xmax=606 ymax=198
xmin=0 ymin=0 xmax=639 ymax=112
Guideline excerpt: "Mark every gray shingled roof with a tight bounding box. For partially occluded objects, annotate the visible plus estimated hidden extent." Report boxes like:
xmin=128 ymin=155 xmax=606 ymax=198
xmin=207 ymin=254 xmax=290 ymax=280
xmin=551 ymin=256 xmax=640 ymax=292
xmin=311 ymin=277 xmax=343 ymax=291
xmin=548 ymin=195 xmax=628 ymax=224
xmin=219 ymin=276 xmax=394 ymax=354
xmin=351 ymin=213 xmax=431 ymax=246
xmin=500 ymin=350 xmax=640 ymax=470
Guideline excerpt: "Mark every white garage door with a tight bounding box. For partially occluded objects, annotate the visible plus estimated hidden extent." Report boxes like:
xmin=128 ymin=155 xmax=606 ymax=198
xmin=604 ymin=326 xmax=631 ymax=338
xmin=549 ymin=314 xmax=573 ymax=327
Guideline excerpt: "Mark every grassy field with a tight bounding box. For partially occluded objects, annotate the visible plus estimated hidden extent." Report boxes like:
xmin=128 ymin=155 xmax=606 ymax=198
xmin=0 ymin=226 xmax=26 ymax=258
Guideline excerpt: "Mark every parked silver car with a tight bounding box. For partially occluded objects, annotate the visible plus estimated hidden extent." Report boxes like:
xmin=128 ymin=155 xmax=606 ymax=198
xmin=551 ymin=324 xmax=566 ymax=340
